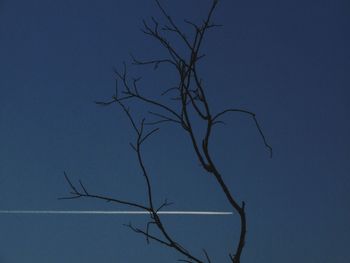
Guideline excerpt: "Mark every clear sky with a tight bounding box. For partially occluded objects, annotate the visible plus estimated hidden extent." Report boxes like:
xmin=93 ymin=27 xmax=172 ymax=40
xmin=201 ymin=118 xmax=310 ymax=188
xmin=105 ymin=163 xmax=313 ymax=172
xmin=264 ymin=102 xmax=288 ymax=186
xmin=0 ymin=0 xmax=349 ymax=262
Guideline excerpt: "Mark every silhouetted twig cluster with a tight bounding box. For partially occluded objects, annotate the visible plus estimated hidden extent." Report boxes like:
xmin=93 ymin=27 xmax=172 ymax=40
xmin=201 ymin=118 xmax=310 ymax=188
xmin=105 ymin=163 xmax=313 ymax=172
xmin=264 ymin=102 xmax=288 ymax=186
xmin=61 ymin=1 xmax=271 ymax=262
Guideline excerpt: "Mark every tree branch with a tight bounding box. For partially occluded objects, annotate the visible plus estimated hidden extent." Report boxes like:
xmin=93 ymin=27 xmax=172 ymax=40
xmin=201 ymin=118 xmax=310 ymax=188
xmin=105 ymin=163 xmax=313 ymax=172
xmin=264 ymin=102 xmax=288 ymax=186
xmin=64 ymin=1 xmax=272 ymax=262
xmin=213 ymin=108 xmax=272 ymax=157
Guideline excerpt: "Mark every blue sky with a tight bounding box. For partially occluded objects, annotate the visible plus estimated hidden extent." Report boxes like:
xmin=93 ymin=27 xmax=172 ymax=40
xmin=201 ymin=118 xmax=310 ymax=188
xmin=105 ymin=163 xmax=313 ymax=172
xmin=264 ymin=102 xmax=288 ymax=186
xmin=0 ymin=0 xmax=349 ymax=262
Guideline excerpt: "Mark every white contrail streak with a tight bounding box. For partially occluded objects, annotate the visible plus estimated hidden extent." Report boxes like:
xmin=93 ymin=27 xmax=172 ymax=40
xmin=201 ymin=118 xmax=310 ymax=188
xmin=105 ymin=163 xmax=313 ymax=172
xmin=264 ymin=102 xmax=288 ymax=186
xmin=0 ymin=210 xmax=232 ymax=215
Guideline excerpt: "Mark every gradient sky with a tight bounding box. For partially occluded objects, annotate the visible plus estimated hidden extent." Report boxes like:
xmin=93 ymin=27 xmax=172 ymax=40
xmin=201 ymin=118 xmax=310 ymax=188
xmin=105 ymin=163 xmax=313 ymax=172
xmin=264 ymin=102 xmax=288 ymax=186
xmin=0 ymin=0 xmax=349 ymax=262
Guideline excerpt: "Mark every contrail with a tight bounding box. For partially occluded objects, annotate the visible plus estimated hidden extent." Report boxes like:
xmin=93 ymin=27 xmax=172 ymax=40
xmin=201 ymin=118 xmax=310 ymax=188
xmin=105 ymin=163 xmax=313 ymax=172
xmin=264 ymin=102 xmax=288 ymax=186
xmin=0 ymin=210 xmax=232 ymax=215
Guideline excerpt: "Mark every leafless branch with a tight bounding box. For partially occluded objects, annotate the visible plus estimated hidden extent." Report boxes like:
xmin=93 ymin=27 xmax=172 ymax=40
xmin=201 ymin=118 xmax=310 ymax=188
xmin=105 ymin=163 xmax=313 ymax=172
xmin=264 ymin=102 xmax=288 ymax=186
xmin=145 ymin=111 xmax=182 ymax=126
xmin=63 ymin=0 xmax=272 ymax=262
xmin=161 ymin=86 xmax=179 ymax=96
xmin=213 ymin=108 xmax=272 ymax=157
xmin=157 ymin=198 xmax=174 ymax=212
xmin=203 ymin=249 xmax=212 ymax=263
xmin=154 ymin=0 xmax=192 ymax=50
xmin=59 ymin=172 xmax=149 ymax=211
xmin=131 ymin=53 xmax=177 ymax=69
xmin=125 ymin=222 xmax=172 ymax=247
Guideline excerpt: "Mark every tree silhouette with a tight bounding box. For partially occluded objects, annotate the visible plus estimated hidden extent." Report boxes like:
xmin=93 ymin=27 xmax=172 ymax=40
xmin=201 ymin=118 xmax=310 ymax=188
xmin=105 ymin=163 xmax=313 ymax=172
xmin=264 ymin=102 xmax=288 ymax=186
xmin=61 ymin=1 xmax=271 ymax=262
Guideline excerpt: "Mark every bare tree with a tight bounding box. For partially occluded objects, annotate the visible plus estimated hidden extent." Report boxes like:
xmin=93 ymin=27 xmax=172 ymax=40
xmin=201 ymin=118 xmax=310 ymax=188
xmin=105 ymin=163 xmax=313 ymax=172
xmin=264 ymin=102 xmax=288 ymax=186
xmin=61 ymin=1 xmax=271 ymax=262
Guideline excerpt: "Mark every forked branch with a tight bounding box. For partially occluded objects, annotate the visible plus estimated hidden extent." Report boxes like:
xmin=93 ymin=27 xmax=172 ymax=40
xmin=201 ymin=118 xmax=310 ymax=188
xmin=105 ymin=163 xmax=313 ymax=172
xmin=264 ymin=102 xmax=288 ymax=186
xmin=62 ymin=101 xmax=206 ymax=263
xmin=64 ymin=1 xmax=271 ymax=262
